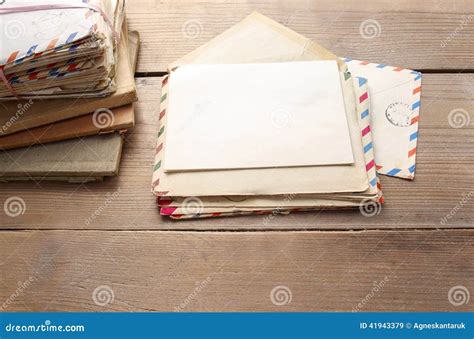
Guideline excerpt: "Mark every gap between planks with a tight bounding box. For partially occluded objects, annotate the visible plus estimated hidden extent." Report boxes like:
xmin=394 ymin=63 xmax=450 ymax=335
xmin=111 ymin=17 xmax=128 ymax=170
xmin=1 ymin=228 xmax=473 ymax=233
xmin=134 ymin=70 xmax=474 ymax=78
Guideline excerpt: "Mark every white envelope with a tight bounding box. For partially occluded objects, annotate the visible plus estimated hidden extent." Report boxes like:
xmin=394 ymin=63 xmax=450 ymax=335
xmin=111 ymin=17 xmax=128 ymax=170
xmin=164 ymin=60 xmax=354 ymax=171
xmin=344 ymin=58 xmax=421 ymax=180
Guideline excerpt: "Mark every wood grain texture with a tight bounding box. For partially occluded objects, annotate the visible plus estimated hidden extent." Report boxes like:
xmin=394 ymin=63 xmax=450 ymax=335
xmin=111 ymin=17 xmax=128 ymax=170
xmin=126 ymin=0 xmax=474 ymax=73
xmin=0 ymin=74 xmax=473 ymax=230
xmin=0 ymin=2 xmax=473 ymax=313
xmin=0 ymin=229 xmax=472 ymax=312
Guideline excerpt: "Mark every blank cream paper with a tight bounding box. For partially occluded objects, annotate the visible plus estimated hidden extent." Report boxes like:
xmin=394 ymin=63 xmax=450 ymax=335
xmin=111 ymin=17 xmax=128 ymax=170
xmin=164 ymin=61 xmax=353 ymax=171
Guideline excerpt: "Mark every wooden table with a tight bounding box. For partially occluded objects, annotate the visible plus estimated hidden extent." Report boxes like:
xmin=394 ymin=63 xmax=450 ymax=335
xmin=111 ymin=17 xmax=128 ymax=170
xmin=0 ymin=0 xmax=473 ymax=312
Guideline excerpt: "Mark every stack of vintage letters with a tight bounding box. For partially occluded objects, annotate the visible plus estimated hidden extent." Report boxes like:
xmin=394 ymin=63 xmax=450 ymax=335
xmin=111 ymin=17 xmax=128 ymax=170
xmin=151 ymin=12 xmax=421 ymax=219
xmin=0 ymin=0 xmax=139 ymax=183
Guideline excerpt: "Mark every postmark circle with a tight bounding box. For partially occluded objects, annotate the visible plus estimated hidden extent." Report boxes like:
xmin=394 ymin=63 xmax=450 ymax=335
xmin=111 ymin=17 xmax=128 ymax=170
xmin=385 ymin=102 xmax=412 ymax=127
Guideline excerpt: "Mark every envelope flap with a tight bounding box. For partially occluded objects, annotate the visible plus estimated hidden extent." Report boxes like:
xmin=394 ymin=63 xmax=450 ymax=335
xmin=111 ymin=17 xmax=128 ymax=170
xmin=170 ymin=12 xmax=346 ymax=71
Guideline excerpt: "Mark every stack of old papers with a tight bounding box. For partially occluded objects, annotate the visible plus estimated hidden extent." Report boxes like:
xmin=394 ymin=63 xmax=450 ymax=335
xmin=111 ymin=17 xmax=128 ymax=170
xmin=0 ymin=0 xmax=125 ymax=99
xmin=0 ymin=0 xmax=138 ymax=183
xmin=151 ymin=14 xmax=377 ymax=219
xmin=152 ymin=12 xmax=422 ymax=219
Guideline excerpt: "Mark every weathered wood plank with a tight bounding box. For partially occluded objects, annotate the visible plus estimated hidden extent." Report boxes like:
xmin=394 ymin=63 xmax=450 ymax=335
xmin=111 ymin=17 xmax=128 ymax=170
xmin=0 ymin=229 xmax=472 ymax=312
xmin=126 ymin=0 xmax=474 ymax=72
xmin=0 ymin=74 xmax=473 ymax=230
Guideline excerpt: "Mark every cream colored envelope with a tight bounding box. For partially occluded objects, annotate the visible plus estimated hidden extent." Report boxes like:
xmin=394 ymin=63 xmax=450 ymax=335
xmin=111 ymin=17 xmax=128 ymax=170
xmin=152 ymin=12 xmax=372 ymax=197
xmin=159 ymin=73 xmax=381 ymax=218
xmin=344 ymin=58 xmax=421 ymax=180
xmin=152 ymin=13 xmax=381 ymax=210
xmin=154 ymin=70 xmax=368 ymax=196
xmin=164 ymin=61 xmax=353 ymax=171
xmin=169 ymin=13 xmax=340 ymax=71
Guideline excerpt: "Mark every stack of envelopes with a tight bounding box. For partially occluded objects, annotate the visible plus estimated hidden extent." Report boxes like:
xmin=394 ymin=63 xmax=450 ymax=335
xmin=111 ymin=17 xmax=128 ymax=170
xmin=148 ymin=15 xmax=364 ymax=219
xmin=0 ymin=0 xmax=138 ymax=183
xmin=152 ymin=12 xmax=422 ymax=219
xmin=0 ymin=0 xmax=125 ymax=99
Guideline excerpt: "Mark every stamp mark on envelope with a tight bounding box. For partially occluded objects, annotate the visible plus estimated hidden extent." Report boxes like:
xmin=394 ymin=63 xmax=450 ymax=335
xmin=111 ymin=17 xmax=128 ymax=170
xmin=385 ymin=102 xmax=412 ymax=127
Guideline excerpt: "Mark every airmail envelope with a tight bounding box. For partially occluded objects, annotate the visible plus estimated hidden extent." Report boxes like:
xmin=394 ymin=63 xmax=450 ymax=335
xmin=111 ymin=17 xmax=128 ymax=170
xmin=344 ymin=59 xmax=421 ymax=180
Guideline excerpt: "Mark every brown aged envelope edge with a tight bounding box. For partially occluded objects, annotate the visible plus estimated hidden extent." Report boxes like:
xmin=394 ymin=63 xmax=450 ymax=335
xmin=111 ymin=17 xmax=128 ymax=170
xmin=0 ymin=104 xmax=133 ymax=150
xmin=0 ymin=176 xmax=103 ymax=183
xmin=0 ymin=133 xmax=124 ymax=177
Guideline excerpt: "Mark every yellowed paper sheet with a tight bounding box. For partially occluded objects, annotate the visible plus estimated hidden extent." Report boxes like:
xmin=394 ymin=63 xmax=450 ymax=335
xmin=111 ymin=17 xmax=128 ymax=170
xmin=154 ymin=70 xmax=369 ymax=196
xmin=164 ymin=61 xmax=353 ymax=171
